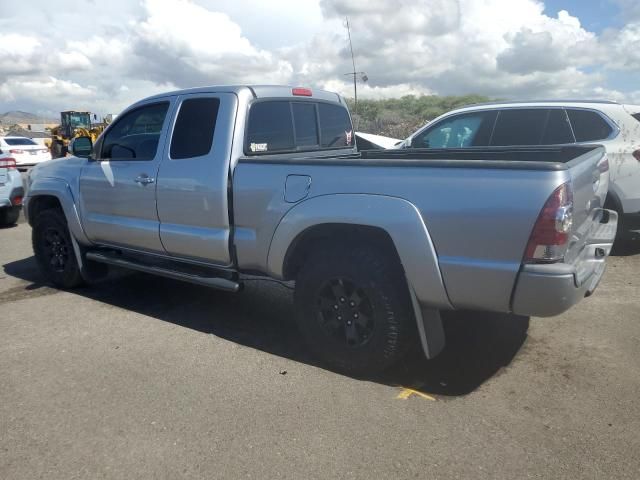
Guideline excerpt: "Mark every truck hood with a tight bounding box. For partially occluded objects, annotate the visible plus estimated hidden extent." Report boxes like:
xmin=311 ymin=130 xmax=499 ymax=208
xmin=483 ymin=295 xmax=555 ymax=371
xmin=28 ymin=156 xmax=87 ymax=191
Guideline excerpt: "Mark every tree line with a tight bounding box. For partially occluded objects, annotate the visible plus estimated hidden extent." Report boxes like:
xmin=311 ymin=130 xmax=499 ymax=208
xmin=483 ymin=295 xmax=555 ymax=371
xmin=347 ymin=94 xmax=493 ymax=139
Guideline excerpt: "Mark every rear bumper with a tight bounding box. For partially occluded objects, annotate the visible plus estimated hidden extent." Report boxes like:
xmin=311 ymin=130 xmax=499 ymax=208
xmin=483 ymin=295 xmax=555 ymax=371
xmin=511 ymin=209 xmax=617 ymax=317
xmin=0 ymin=172 xmax=24 ymax=208
xmin=0 ymin=186 xmax=24 ymax=209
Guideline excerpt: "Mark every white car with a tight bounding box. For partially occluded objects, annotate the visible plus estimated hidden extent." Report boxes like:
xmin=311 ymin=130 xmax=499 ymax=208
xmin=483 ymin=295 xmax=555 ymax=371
xmin=355 ymin=131 xmax=401 ymax=150
xmin=0 ymin=136 xmax=51 ymax=168
xmin=400 ymin=100 xmax=640 ymax=239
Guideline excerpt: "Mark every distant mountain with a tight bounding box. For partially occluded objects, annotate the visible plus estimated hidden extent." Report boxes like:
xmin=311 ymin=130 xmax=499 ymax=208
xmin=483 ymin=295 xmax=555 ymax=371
xmin=0 ymin=111 xmax=57 ymax=125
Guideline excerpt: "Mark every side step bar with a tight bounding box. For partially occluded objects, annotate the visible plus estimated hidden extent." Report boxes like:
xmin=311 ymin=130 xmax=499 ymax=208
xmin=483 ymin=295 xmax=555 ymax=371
xmin=85 ymin=251 xmax=241 ymax=292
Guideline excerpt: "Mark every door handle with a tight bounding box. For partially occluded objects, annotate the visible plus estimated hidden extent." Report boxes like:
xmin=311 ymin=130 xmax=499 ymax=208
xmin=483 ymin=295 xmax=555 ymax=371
xmin=134 ymin=175 xmax=155 ymax=185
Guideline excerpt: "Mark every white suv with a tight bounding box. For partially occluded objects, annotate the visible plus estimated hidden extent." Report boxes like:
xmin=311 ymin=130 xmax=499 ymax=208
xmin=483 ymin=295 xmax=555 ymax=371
xmin=401 ymin=100 xmax=640 ymax=239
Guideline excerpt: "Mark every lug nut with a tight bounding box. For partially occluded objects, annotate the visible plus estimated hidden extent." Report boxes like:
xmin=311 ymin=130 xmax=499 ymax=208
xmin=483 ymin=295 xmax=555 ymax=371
xmin=349 ymin=301 xmax=355 ymax=307
xmin=337 ymin=315 xmax=343 ymax=321
xmin=340 ymin=297 xmax=346 ymax=302
xmin=333 ymin=305 xmax=339 ymax=310
xmin=353 ymin=313 xmax=359 ymax=319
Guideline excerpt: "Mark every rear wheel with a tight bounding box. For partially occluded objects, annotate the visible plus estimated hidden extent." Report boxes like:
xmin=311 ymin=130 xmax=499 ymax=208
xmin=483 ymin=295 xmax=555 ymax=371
xmin=32 ymin=209 xmax=85 ymax=288
xmin=294 ymin=243 xmax=415 ymax=375
xmin=0 ymin=206 xmax=20 ymax=227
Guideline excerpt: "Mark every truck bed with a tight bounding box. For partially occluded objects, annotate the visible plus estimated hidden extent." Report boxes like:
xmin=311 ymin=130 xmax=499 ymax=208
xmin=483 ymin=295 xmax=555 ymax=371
xmin=233 ymin=144 xmax=608 ymax=313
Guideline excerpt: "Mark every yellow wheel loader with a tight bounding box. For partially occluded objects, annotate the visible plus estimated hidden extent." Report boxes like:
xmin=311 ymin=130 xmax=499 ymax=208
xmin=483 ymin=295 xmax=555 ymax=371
xmin=49 ymin=111 xmax=107 ymax=158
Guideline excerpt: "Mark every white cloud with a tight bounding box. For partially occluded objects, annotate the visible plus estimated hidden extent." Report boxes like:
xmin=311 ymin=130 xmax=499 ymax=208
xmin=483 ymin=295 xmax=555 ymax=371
xmin=322 ymin=79 xmax=431 ymax=99
xmin=0 ymin=34 xmax=43 ymax=77
xmin=131 ymin=0 xmax=293 ymax=85
xmin=0 ymin=76 xmax=95 ymax=103
xmin=55 ymin=51 xmax=92 ymax=71
xmin=601 ymin=22 xmax=640 ymax=71
xmin=1 ymin=0 xmax=640 ymax=114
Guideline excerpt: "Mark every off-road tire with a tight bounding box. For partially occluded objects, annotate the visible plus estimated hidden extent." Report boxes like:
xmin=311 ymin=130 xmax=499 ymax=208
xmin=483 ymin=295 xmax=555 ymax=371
xmin=32 ymin=208 xmax=85 ymax=288
xmin=294 ymin=243 xmax=415 ymax=375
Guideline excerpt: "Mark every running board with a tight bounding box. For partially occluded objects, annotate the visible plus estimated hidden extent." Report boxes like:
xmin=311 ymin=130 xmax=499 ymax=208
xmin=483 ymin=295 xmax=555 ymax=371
xmin=85 ymin=251 xmax=241 ymax=292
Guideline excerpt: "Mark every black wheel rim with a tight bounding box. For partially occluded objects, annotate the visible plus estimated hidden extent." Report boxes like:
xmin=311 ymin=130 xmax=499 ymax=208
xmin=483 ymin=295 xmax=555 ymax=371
xmin=42 ymin=227 xmax=69 ymax=273
xmin=316 ymin=278 xmax=375 ymax=348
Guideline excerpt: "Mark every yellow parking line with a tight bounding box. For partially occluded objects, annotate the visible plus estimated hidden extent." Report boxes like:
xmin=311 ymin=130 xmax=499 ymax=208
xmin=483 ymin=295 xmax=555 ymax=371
xmin=396 ymin=387 xmax=436 ymax=401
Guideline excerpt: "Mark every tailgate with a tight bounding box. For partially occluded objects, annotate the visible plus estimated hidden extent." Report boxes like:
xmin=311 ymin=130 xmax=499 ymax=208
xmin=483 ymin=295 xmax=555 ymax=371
xmin=564 ymin=145 xmax=610 ymax=266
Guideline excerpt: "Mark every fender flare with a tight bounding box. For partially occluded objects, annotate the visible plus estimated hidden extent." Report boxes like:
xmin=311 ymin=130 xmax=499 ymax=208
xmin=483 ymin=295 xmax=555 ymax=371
xmin=267 ymin=194 xmax=452 ymax=358
xmin=26 ymin=177 xmax=90 ymax=245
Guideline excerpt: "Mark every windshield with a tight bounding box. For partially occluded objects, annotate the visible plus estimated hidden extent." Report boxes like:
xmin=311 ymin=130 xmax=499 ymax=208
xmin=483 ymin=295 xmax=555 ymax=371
xmin=4 ymin=137 xmax=38 ymax=146
xmin=65 ymin=113 xmax=91 ymax=129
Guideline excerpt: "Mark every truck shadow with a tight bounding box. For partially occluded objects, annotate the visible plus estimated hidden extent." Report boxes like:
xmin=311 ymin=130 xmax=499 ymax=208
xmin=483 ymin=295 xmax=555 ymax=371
xmin=611 ymin=238 xmax=640 ymax=257
xmin=3 ymin=256 xmax=529 ymax=397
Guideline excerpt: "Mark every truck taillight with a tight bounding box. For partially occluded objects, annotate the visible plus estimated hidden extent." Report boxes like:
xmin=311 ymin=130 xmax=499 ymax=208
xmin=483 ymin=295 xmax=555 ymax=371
xmin=0 ymin=157 xmax=17 ymax=170
xmin=524 ymin=182 xmax=573 ymax=264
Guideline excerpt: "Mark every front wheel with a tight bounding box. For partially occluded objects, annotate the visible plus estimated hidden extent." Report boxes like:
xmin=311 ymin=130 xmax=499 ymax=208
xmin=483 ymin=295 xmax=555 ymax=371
xmin=294 ymin=243 xmax=415 ymax=375
xmin=32 ymin=209 xmax=85 ymax=288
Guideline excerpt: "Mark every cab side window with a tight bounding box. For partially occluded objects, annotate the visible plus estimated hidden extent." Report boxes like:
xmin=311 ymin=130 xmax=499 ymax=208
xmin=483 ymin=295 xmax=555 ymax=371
xmin=170 ymin=98 xmax=220 ymax=159
xmin=412 ymin=111 xmax=497 ymax=149
xmin=101 ymin=102 xmax=169 ymax=161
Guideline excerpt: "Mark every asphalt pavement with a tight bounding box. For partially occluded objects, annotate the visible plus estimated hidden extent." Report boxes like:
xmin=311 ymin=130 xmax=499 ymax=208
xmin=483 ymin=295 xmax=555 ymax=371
xmin=1 ymin=216 xmax=639 ymax=479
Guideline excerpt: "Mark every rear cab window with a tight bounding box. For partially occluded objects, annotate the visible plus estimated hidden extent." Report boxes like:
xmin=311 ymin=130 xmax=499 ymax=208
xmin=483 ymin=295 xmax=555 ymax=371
xmin=246 ymin=100 xmax=353 ymax=155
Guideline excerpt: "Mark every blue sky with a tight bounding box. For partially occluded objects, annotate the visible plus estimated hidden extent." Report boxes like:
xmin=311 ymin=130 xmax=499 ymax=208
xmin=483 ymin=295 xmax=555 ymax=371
xmin=544 ymin=0 xmax=619 ymax=32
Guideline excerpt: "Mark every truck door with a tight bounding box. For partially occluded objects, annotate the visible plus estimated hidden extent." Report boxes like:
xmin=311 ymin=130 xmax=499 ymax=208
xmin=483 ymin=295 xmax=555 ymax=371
xmin=155 ymin=92 xmax=238 ymax=266
xmin=78 ymin=99 xmax=174 ymax=253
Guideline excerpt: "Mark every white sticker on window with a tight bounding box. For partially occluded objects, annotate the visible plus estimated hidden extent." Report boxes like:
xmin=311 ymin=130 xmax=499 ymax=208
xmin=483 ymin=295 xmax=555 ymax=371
xmin=250 ymin=143 xmax=268 ymax=152
xmin=345 ymin=130 xmax=353 ymax=145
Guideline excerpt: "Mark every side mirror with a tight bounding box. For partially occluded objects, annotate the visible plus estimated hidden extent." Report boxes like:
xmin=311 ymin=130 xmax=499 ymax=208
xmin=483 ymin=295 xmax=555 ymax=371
xmin=70 ymin=136 xmax=93 ymax=158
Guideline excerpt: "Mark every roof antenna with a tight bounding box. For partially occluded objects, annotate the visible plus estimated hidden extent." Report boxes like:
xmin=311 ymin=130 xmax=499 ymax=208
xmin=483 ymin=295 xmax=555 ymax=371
xmin=343 ymin=17 xmax=367 ymax=121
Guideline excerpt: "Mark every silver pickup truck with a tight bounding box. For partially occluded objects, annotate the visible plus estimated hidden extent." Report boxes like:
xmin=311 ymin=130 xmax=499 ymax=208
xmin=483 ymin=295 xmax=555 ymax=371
xmin=24 ymin=85 xmax=617 ymax=374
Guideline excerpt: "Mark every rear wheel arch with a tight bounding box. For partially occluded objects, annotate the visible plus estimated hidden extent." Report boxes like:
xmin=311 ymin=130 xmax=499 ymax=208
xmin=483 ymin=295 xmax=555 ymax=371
xmin=282 ymin=223 xmax=401 ymax=281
